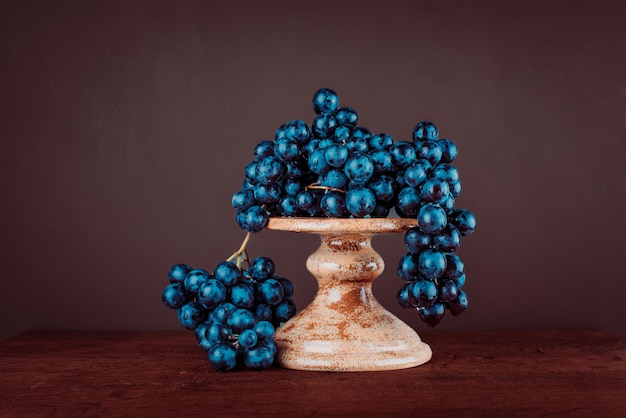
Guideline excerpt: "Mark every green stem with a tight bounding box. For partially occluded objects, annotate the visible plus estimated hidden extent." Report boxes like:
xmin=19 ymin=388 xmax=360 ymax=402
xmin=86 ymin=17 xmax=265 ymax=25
xmin=226 ymin=232 xmax=252 ymax=268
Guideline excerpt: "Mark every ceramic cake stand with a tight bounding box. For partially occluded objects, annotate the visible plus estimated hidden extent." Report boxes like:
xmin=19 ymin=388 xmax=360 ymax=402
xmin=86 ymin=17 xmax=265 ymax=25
xmin=266 ymin=217 xmax=432 ymax=372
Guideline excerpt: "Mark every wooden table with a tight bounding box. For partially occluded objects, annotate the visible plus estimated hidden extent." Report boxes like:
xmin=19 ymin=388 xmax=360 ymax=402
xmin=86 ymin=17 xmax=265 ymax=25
xmin=0 ymin=330 xmax=624 ymax=417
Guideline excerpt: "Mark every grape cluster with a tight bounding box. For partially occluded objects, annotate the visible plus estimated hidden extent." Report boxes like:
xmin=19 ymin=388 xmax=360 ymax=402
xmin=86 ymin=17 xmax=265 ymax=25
xmin=161 ymin=256 xmax=296 ymax=371
xmin=231 ymin=87 xmax=476 ymax=327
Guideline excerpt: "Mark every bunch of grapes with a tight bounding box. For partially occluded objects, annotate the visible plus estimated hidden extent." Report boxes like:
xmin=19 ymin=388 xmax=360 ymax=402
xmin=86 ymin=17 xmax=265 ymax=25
xmin=161 ymin=253 xmax=296 ymax=371
xmin=231 ymin=88 xmax=476 ymax=328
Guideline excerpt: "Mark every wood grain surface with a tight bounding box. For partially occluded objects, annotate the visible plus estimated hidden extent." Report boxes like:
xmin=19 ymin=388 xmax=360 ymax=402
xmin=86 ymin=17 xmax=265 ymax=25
xmin=1 ymin=330 xmax=625 ymax=417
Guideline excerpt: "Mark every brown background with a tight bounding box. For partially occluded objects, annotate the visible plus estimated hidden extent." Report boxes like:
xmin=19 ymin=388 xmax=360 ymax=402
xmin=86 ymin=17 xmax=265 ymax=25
xmin=1 ymin=0 xmax=625 ymax=341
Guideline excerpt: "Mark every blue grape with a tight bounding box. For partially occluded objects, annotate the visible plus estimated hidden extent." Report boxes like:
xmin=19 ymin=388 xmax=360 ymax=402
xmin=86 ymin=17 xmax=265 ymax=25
xmin=198 ymin=279 xmax=227 ymax=310
xmin=320 ymin=169 xmax=348 ymax=189
xmin=344 ymin=137 xmax=369 ymax=154
xmin=432 ymin=163 xmax=459 ymax=184
xmin=333 ymin=125 xmax=351 ymax=142
xmin=254 ymin=304 xmax=273 ymax=322
xmin=433 ymin=225 xmax=461 ymax=252
xmin=397 ymin=282 xmax=416 ymax=308
xmin=324 ymin=144 xmax=349 ymax=167
xmin=239 ymin=329 xmax=259 ymax=349
xmin=344 ymin=153 xmax=374 ymax=183
xmin=439 ymin=279 xmax=459 ymax=303
xmin=244 ymin=345 xmax=274 ymax=370
xmin=449 ymin=209 xmax=477 ymax=236
xmin=254 ymin=140 xmax=275 ymax=160
xmin=346 ymin=187 xmax=377 ymax=217
xmin=253 ymin=183 xmax=282 ymax=205
xmin=390 ymin=141 xmax=417 ymax=169
xmin=417 ymin=203 xmax=447 ymax=234
xmin=413 ymin=121 xmax=439 ymax=141
xmin=273 ymin=299 xmax=296 ymax=324
xmin=449 ymin=180 xmax=462 ymax=198
xmin=438 ymin=138 xmax=458 ymax=163
xmin=253 ymin=321 xmax=275 ymax=342
xmin=177 ymin=301 xmax=207 ymax=330
xmin=229 ymin=283 xmax=255 ymax=309
xmin=448 ymin=290 xmax=469 ymax=316
xmin=296 ymin=190 xmax=316 ymax=210
xmin=312 ymin=87 xmax=339 ymax=114
xmin=212 ymin=302 xmax=238 ymax=323
xmin=368 ymin=174 xmax=395 ymax=202
xmin=420 ymin=177 xmax=450 ymax=204
xmin=416 ymin=140 xmax=442 ymax=165
xmin=409 ymin=279 xmax=438 ymax=308
xmin=161 ymin=283 xmax=190 ymax=309
xmin=443 ymin=254 xmax=465 ymax=280
xmin=351 ymin=126 xmax=372 ymax=142
xmin=276 ymin=277 xmax=295 ymax=298
xmin=312 ymin=114 xmax=338 ymax=138
xmin=183 ymin=269 xmax=210 ymax=294
xmin=418 ymin=249 xmax=447 ymax=279
xmin=283 ymin=178 xmax=302 ymax=196
xmin=334 ymin=107 xmax=358 ymax=127
xmin=168 ymin=264 xmax=192 ymax=284
xmin=206 ymin=322 xmax=231 ymax=344
xmin=214 ymin=261 xmax=242 ymax=286
xmin=231 ymin=188 xmax=256 ymax=212
xmin=274 ymin=138 xmax=300 ymax=162
xmin=208 ymin=342 xmax=238 ymax=372
xmin=320 ymin=191 xmax=347 ymax=217
xmin=284 ymin=119 xmax=311 ymax=144
xmin=255 ymin=156 xmax=285 ymax=185
xmin=308 ymin=149 xmax=330 ymax=174
xmin=236 ymin=205 xmax=269 ymax=233
xmin=404 ymin=162 xmax=430 ymax=187
xmin=418 ymin=302 xmax=446 ymax=327
xmin=227 ymin=309 xmax=256 ymax=333
xmin=369 ymin=133 xmax=394 ymax=150
xmin=404 ymin=227 xmax=431 ymax=253
xmin=397 ymin=252 xmax=420 ymax=281
xmin=248 ymin=256 xmax=275 ymax=281
xmin=257 ymin=279 xmax=285 ymax=306
xmin=396 ymin=187 xmax=422 ymax=217
xmin=369 ymin=149 xmax=394 ymax=174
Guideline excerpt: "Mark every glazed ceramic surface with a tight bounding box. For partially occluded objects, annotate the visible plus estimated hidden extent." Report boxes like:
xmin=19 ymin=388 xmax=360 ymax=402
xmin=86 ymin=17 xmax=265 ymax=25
xmin=266 ymin=217 xmax=432 ymax=372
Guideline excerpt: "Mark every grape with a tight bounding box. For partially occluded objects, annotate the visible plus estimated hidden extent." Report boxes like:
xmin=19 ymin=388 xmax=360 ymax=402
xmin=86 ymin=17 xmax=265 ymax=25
xmin=417 ymin=203 xmax=447 ymax=234
xmin=397 ymin=282 xmax=415 ymax=309
xmin=404 ymin=161 xmax=430 ymax=187
xmin=177 ymin=301 xmax=206 ymax=330
xmin=244 ymin=345 xmax=275 ymax=370
xmin=396 ymin=187 xmax=422 ymax=218
xmin=231 ymin=188 xmax=256 ymax=212
xmin=248 ymin=257 xmax=276 ymax=281
xmin=284 ymin=119 xmax=311 ymax=144
xmin=274 ymin=138 xmax=300 ymax=162
xmin=433 ymin=225 xmax=462 ymax=252
xmin=418 ymin=249 xmax=447 ymax=279
xmin=333 ymin=125 xmax=351 ymax=142
xmin=214 ymin=261 xmax=242 ymax=286
xmin=227 ymin=309 xmax=256 ymax=333
xmin=397 ymin=252 xmax=420 ymax=281
xmin=324 ymin=144 xmax=349 ymax=167
xmin=404 ymin=227 xmax=431 ymax=253
xmin=449 ymin=208 xmax=477 ymax=236
xmin=390 ymin=141 xmax=417 ymax=169
xmin=164 ymin=254 xmax=295 ymax=371
xmin=239 ymin=329 xmax=259 ymax=349
xmin=334 ymin=106 xmax=358 ymax=127
xmin=409 ymin=279 xmax=438 ymax=308
xmin=312 ymin=113 xmax=337 ymax=138
xmin=351 ymin=126 xmax=372 ymax=142
xmin=312 ymin=87 xmax=339 ymax=114
xmin=346 ymin=187 xmax=377 ymax=217
xmin=208 ymin=342 xmax=238 ymax=372
xmin=439 ymin=280 xmax=459 ymax=303
xmin=448 ymin=290 xmax=469 ymax=316
xmin=161 ymin=283 xmax=190 ymax=309
xmin=413 ymin=121 xmax=439 ymax=141
xmin=416 ymin=140 xmax=443 ymax=165
xmin=438 ymin=138 xmax=458 ymax=163
xmin=320 ymin=191 xmax=347 ymax=217
xmin=369 ymin=149 xmax=394 ymax=174
xmin=417 ymin=302 xmax=446 ymax=327
xmin=168 ymin=264 xmax=192 ymax=284
xmin=369 ymin=133 xmax=394 ymax=150
xmin=197 ymin=279 xmax=227 ymax=310
xmin=254 ymin=140 xmax=275 ymax=160
xmin=183 ymin=269 xmax=210 ymax=294
xmin=420 ymin=177 xmax=450 ymax=204
xmin=344 ymin=153 xmax=374 ymax=183
xmin=255 ymin=156 xmax=285 ymax=185
xmin=320 ymin=169 xmax=348 ymax=189
xmin=257 ymin=279 xmax=285 ymax=306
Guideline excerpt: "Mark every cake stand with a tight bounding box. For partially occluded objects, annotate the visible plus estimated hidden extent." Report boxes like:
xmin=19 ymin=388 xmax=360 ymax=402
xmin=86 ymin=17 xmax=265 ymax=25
xmin=265 ymin=217 xmax=432 ymax=372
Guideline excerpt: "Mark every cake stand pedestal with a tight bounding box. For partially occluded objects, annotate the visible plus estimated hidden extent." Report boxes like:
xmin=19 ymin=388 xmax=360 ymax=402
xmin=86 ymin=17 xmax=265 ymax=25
xmin=266 ymin=217 xmax=432 ymax=372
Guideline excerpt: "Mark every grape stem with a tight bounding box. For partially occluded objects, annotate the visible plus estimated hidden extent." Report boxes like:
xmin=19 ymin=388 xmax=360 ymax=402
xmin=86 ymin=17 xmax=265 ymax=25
xmin=306 ymin=184 xmax=345 ymax=193
xmin=226 ymin=232 xmax=252 ymax=269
